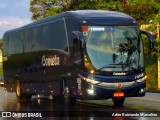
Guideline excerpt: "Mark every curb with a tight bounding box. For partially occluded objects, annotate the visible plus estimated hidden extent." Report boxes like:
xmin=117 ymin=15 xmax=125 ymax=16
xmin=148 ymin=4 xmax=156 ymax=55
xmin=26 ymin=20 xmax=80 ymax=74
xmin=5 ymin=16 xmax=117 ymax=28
xmin=146 ymin=90 xmax=160 ymax=93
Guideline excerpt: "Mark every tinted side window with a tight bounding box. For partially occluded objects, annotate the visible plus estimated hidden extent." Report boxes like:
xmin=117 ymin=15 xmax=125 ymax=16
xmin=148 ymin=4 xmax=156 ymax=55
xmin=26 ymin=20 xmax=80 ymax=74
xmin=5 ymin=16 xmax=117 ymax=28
xmin=14 ymin=32 xmax=22 ymax=54
xmin=25 ymin=29 xmax=32 ymax=52
xmin=8 ymin=34 xmax=15 ymax=54
xmin=67 ymin=18 xmax=79 ymax=44
xmin=31 ymin=27 xmax=43 ymax=52
xmin=42 ymin=19 xmax=68 ymax=51
xmin=2 ymin=34 xmax=9 ymax=55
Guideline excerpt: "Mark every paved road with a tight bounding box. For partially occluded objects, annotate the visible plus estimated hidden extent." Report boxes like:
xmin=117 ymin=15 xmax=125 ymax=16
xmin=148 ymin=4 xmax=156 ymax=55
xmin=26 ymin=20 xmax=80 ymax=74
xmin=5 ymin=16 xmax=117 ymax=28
xmin=131 ymin=92 xmax=160 ymax=102
xmin=81 ymin=92 xmax=160 ymax=112
xmin=0 ymin=87 xmax=159 ymax=120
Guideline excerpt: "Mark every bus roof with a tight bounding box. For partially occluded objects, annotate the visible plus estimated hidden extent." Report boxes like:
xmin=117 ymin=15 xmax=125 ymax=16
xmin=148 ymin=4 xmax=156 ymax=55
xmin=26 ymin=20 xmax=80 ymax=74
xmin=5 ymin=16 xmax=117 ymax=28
xmin=25 ymin=10 xmax=136 ymax=27
xmin=4 ymin=10 xmax=136 ymax=35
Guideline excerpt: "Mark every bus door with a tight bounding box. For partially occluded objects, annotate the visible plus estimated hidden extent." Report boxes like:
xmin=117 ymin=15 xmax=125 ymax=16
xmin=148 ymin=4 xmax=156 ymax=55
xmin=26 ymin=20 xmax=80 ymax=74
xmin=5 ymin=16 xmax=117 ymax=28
xmin=73 ymin=39 xmax=84 ymax=70
xmin=72 ymin=39 xmax=85 ymax=96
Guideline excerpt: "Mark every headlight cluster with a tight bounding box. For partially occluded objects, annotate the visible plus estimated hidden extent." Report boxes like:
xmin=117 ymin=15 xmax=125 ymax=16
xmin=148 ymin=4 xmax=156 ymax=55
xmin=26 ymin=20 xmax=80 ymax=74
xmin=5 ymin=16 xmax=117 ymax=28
xmin=78 ymin=74 xmax=100 ymax=84
xmin=136 ymin=75 xmax=147 ymax=82
xmin=85 ymin=78 xmax=100 ymax=84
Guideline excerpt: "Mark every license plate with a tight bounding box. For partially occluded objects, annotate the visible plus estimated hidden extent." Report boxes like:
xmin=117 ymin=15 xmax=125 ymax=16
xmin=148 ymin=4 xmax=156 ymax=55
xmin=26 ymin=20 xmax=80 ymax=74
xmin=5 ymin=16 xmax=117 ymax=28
xmin=113 ymin=92 xmax=124 ymax=97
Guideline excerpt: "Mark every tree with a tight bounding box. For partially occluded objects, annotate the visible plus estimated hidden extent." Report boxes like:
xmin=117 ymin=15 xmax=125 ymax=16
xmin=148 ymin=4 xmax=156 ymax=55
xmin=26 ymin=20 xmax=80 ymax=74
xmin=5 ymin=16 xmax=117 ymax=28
xmin=30 ymin=0 xmax=120 ymax=21
xmin=74 ymin=0 xmax=121 ymax=11
xmin=151 ymin=13 xmax=160 ymax=56
xmin=0 ymin=38 xmax=2 ymax=50
xmin=30 ymin=0 xmax=74 ymax=21
xmin=30 ymin=0 xmax=160 ymax=26
xmin=120 ymin=0 xmax=160 ymax=25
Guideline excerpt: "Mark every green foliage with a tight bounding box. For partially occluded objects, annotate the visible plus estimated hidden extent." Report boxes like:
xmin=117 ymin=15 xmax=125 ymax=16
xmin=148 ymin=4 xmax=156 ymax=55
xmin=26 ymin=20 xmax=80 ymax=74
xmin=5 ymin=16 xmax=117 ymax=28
xmin=0 ymin=67 xmax=3 ymax=76
xmin=145 ymin=55 xmax=158 ymax=90
xmin=148 ymin=13 xmax=160 ymax=57
xmin=74 ymin=0 xmax=97 ymax=10
xmin=30 ymin=0 xmax=122 ymax=21
xmin=120 ymin=0 xmax=160 ymax=25
xmin=152 ymin=37 xmax=160 ymax=56
xmin=142 ymin=36 xmax=151 ymax=56
xmin=30 ymin=0 xmax=74 ymax=21
xmin=30 ymin=0 xmax=160 ymax=26
xmin=0 ymin=38 xmax=2 ymax=50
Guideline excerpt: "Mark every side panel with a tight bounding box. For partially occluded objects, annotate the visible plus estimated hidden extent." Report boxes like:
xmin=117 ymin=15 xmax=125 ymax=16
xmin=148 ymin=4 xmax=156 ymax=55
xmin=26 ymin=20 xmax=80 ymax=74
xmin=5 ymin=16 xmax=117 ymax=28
xmin=2 ymin=18 xmax=76 ymax=96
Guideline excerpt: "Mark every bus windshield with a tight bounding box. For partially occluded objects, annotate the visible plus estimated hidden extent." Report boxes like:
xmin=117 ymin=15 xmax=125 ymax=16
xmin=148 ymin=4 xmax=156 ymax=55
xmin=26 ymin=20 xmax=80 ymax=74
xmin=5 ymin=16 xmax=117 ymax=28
xmin=83 ymin=26 xmax=144 ymax=72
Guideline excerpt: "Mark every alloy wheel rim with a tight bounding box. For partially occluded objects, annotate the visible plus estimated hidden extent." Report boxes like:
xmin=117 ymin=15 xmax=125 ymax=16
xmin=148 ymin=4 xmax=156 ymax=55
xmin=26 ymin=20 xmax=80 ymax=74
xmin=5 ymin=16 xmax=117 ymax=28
xmin=16 ymin=81 xmax=20 ymax=96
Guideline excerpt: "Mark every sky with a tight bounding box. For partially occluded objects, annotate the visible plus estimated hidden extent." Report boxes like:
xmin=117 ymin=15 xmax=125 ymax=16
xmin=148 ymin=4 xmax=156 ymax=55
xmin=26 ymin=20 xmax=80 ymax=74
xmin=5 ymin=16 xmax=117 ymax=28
xmin=0 ymin=0 xmax=32 ymax=38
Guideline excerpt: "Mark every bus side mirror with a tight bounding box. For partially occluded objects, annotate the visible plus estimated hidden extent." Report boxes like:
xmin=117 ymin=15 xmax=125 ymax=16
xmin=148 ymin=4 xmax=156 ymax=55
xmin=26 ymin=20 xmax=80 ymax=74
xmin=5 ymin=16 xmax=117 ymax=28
xmin=140 ymin=30 xmax=154 ymax=49
xmin=72 ymin=31 xmax=84 ymax=48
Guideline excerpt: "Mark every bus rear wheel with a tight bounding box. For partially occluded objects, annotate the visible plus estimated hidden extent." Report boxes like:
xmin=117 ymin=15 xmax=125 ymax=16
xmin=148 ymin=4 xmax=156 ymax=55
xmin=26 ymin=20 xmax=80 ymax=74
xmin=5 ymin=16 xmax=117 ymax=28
xmin=61 ymin=79 xmax=76 ymax=106
xmin=15 ymin=80 xmax=31 ymax=100
xmin=112 ymin=97 xmax=125 ymax=106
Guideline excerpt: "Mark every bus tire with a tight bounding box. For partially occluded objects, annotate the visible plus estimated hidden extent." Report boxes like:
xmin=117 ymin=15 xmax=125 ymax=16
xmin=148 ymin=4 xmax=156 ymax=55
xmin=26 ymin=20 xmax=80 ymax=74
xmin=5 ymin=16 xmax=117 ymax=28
xmin=26 ymin=95 xmax=32 ymax=99
xmin=112 ymin=97 xmax=125 ymax=106
xmin=61 ymin=79 xmax=76 ymax=106
xmin=15 ymin=80 xmax=27 ymax=100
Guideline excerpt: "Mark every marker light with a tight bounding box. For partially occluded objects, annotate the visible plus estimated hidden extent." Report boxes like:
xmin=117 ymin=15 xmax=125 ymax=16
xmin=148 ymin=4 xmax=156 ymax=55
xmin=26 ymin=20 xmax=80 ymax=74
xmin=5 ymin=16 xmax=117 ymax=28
xmin=90 ymin=70 xmax=94 ymax=74
xmin=81 ymin=26 xmax=88 ymax=32
xmin=139 ymin=88 xmax=146 ymax=94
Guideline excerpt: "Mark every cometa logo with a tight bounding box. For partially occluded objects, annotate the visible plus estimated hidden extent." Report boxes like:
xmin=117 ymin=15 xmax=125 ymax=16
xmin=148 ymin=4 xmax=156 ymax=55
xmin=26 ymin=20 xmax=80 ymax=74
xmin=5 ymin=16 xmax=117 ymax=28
xmin=113 ymin=72 xmax=126 ymax=75
xmin=42 ymin=55 xmax=60 ymax=66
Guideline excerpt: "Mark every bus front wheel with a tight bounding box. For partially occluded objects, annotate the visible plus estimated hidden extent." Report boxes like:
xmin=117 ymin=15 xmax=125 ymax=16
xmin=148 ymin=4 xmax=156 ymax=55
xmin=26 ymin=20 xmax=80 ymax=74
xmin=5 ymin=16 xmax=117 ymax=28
xmin=112 ymin=97 xmax=125 ymax=106
xmin=61 ymin=79 xmax=76 ymax=106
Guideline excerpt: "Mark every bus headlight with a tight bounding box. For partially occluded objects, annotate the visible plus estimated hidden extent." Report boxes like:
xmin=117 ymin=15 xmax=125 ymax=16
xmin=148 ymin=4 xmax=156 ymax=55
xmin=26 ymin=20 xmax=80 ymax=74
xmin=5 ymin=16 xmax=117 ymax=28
xmin=136 ymin=75 xmax=147 ymax=82
xmin=85 ymin=78 xmax=100 ymax=84
xmin=78 ymin=74 xmax=100 ymax=84
xmin=87 ymin=89 xmax=95 ymax=95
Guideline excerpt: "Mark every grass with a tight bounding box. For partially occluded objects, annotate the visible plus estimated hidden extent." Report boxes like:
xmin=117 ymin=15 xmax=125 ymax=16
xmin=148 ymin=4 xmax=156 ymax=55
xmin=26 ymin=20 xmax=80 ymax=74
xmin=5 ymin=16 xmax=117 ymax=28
xmin=144 ymin=55 xmax=158 ymax=90
xmin=0 ymin=64 xmax=3 ymax=76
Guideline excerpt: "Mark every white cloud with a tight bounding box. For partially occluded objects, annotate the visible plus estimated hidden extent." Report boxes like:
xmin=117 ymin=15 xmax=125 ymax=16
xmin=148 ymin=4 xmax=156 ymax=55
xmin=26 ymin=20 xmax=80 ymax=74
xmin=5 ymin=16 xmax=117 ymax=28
xmin=0 ymin=16 xmax=31 ymax=37
xmin=0 ymin=0 xmax=32 ymax=37
xmin=17 ymin=21 xmax=24 ymax=26
xmin=0 ymin=20 xmax=24 ymax=28
xmin=0 ymin=21 xmax=10 ymax=26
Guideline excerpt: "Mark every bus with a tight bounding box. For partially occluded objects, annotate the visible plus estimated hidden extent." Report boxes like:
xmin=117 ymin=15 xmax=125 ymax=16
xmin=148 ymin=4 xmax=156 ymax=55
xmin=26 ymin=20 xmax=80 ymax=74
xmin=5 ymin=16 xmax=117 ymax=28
xmin=2 ymin=10 xmax=154 ymax=106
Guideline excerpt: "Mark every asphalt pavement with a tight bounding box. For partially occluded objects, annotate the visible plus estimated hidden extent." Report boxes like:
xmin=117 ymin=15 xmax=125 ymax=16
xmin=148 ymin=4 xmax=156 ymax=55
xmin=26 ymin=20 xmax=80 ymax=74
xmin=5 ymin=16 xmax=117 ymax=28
xmin=130 ymin=91 xmax=160 ymax=103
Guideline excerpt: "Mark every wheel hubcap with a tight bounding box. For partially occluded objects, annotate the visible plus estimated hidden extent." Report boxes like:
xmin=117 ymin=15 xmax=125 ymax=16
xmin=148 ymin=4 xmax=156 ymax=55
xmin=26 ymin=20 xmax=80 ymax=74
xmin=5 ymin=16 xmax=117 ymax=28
xmin=64 ymin=87 xmax=69 ymax=97
xmin=16 ymin=81 xmax=20 ymax=96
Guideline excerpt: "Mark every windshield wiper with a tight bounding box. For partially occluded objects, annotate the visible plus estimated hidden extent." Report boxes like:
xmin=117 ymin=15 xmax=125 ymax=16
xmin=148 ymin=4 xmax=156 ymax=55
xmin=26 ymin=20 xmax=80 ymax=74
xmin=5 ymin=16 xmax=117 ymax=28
xmin=108 ymin=63 xmax=128 ymax=66
xmin=96 ymin=63 xmax=129 ymax=72
xmin=130 ymin=67 xmax=140 ymax=73
xmin=96 ymin=64 xmax=126 ymax=71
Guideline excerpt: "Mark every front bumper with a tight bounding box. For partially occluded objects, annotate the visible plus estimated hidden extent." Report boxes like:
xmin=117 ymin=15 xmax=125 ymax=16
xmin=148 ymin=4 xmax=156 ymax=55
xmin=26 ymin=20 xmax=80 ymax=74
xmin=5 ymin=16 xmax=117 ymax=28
xmin=82 ymin=81 xmax=146 ymax=100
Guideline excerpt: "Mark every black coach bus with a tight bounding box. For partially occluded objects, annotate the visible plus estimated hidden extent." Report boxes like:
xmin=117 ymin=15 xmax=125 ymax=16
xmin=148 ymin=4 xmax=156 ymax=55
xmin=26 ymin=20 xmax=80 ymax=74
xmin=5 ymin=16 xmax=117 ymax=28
xmin=2 ymin=10 xmax=154 ymax=106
